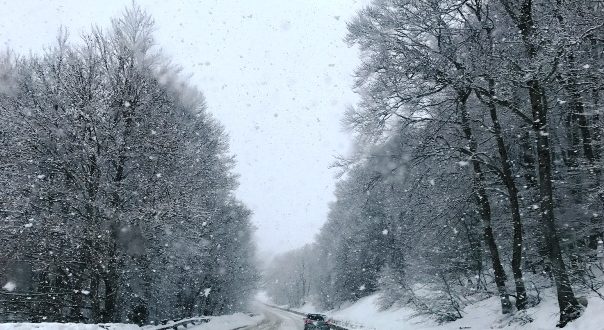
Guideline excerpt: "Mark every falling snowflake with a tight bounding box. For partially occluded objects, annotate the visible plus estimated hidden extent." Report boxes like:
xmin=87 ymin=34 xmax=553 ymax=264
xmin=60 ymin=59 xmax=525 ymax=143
xmin=2 ymin=281 xmax=16 ymax=292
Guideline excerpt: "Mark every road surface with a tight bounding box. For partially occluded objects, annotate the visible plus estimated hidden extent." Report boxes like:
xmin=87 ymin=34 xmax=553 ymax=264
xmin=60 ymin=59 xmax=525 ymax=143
xmin=241 ymin=303 xmax=305 ymax=330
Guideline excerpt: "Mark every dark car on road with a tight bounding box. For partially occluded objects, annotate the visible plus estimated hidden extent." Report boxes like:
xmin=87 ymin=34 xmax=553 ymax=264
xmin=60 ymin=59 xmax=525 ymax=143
xmin=303 ymin=313 xmax=332 ymax=329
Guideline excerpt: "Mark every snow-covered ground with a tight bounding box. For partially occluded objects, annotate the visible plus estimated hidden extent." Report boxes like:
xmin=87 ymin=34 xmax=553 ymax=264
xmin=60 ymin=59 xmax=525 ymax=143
xmin=0 ymin=313 xmax=263 ymax=330
xmin=293 ymin=291 xmax=604 ymax=330
xmin=184 ymin=313 xmax=263 ymax=330
xmin=0 ymin=324 xmax=140 ymax=330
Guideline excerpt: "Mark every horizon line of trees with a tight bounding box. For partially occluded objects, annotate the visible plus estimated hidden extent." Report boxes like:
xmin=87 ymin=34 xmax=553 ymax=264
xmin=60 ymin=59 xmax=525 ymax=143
xmin=266 ymin=0 xmax=604 ymax=327
xmin=0 ymin=6 xmax=258 ymax=325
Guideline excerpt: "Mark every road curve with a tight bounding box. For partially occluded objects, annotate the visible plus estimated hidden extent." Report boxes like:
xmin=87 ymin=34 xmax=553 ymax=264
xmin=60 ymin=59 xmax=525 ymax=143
xmin=241 ymin=302 xmax=304 ymax=330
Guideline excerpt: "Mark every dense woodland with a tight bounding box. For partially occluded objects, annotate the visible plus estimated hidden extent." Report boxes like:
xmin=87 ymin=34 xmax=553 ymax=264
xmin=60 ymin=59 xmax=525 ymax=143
xmin=0 ymin=7 xmax=258 ymax=324
xmin=266 ymin=0 xmax=604 ymax=327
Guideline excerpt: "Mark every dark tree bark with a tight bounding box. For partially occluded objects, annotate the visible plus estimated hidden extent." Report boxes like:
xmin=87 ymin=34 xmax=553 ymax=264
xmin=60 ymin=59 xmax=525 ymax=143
xmin=529 ymin=79 xmax=582 ymax=326
xmin=498 ymin=0 xmax=583 ymax=325
xmin=559 ymin=58 xmax=603 ymax=250
xmin=458 ymin=91 xmax=513 ymax=314
xmin=483 ymin=82 xmax=528 ymax=310
xmin=478 ymin=18 xmax=529 ymax=307
xmin=102 ymin=256 xmax=120 ymax=323
xmin=90 ymin=274 xmax=100 ymax=322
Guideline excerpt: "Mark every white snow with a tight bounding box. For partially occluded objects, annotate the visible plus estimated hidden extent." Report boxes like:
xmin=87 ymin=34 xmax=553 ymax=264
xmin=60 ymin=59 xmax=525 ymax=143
xmin=296 ymin=301 xmax=319 ymax=314
xmin=0 ymin=313 xmax=263 ymax=330
xmin=0 ymin=324 xmax=139 ymax=330
xmin=2 ymin=281 xmax=16 ymax=291
xmin=255 ymin=290 xmax=271 ymax=304
xmin=310 ymin=290 xmax=604 ymax=330
xmin=185 ymin=313 xmax=262 ymax=330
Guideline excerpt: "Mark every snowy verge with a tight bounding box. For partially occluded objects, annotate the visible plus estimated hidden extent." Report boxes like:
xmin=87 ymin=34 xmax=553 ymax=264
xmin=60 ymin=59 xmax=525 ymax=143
xmin=0 ymin=313 xmax=263 ymax=330
xmin=297 ymin=291 xmax=604 ymax=330
xmin=185 ymin=313 xmax=263 ymax=330
xmin=294 ymin=302 xmax=319 ymax=314
xmin=0 ymin=323 xmax=140 ymax=330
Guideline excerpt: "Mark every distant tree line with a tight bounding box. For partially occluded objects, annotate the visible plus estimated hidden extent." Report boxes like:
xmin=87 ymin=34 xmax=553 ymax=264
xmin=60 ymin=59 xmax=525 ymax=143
xmin=266 ymin=0 xmax=604 ymax=327
xmin=0 ymin=6 xmax=258 ymax=325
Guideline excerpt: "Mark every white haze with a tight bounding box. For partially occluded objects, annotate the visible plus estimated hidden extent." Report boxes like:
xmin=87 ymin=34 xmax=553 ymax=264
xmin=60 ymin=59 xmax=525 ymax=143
xmin=0 ymin=0 xmax=368 ymax=255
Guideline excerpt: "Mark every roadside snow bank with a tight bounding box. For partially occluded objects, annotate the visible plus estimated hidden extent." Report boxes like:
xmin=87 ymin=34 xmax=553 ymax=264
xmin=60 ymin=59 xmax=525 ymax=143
xmin=186 ymin=313 xmax=263 ymax=330
xmin=318 ymin=291 xmax=604 ymax=330
xmin=0 ymin=313 xmax=263 ymax=330
xmin=296 ymin=302 xmax=319 ymax=314
xmin=326 ymin=294 xmax=434 ymax=330
xmin=0 ymin=324 xmax=139 ymax=330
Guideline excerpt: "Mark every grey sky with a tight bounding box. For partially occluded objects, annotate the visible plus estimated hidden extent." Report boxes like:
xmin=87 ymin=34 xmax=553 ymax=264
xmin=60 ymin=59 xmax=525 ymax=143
xmin=0 ymin=0 xmax=366 ymax=255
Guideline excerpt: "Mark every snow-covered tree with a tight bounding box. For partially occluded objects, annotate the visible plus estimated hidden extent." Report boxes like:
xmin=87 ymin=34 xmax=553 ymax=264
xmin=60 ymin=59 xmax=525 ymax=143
xmin=0 ymin=5 xmax=257 ymax=324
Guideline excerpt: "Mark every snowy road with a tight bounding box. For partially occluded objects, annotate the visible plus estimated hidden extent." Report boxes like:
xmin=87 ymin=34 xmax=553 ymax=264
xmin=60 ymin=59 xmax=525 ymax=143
xmin=241 ymin=303 xmax=305 ymax=330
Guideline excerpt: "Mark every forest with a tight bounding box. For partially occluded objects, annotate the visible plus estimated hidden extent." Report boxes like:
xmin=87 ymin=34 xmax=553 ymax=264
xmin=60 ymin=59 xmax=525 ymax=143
xmin=0 ymin=7 xmax=258 ymax=325
xmin=265 ymin=0 xmax=604 ymax=327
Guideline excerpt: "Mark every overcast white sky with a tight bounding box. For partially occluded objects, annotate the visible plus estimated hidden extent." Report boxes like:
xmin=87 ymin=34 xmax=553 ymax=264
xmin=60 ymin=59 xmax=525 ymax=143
xmin=0 ymin=0 xmax=367 ymax=255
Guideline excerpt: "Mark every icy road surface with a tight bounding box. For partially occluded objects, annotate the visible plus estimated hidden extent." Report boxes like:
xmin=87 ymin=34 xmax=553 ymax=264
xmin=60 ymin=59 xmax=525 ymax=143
xmin=242 ymin=303 xmax=304 ymax=330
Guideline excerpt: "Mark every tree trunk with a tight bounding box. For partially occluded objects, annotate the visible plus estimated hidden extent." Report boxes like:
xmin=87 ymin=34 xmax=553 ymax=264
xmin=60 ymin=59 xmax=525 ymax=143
xmin=498 ymin=0 xmax=583 ymax=324
xmin=458 ymin=92 xmax=512 ymax=314
xmin=103 ymin=234 xmax=121 ymax=323
xmin=561 ymin=59 xmax=603 ymax=250
xmin=102 ymin=103 xmax=130 ymax=323
xmin=90 ymin=274 xmax=100 ymax=322
xmin=485 ymin=82 xmax=528 ymax=310
xmin=528 ymin=79 xmax=582 ymax=326
xmin=103 ymin=266 xmax=119 ymax=323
